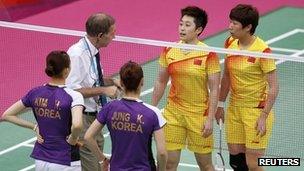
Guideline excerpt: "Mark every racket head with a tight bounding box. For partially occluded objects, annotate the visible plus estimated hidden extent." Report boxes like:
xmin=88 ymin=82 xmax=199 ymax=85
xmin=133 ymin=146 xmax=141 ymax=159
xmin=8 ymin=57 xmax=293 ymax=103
xmin=215 ymin=119 xmax=225 ymax=171
xmin=215 ymin=152 xmax=225 ymax=171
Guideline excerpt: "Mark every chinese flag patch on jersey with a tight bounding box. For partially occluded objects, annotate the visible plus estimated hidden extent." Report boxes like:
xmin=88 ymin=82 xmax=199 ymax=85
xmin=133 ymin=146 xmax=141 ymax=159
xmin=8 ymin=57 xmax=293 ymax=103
xmin=193 ymin=59 xmax=202 ymax=65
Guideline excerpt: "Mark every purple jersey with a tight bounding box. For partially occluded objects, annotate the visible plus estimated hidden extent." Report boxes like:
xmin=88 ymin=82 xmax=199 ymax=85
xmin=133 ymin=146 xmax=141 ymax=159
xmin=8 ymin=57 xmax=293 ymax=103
xmin=97 ymin=98 xmax=166 ymax=171
xmin=21 ymin=84 xmax=84 ymax=166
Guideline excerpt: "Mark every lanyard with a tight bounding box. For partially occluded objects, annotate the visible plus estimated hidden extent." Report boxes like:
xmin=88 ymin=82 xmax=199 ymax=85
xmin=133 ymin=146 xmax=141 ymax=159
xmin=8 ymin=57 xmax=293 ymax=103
xmin=83 ymin=37 xmax=101 ymax=86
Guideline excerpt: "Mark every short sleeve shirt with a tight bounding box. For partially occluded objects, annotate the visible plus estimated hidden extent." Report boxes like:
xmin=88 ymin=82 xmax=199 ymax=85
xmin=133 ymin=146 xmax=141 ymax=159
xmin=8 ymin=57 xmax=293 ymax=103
xmin=224 ymin=36 xmax=276 ymax=107
xmin=97 ymin=98 xmax=166 ymax=171
xmin=22 ymin=84 xmax=84 ymax=166
xmin=159 ymin=41 xmax=220 ymax=114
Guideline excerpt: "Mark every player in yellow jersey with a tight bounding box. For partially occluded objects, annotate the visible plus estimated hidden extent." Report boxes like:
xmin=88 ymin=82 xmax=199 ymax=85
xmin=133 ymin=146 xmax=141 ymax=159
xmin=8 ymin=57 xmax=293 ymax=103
xmin=215 ymin=4 xmax=279 ymax=171
xmin=152 ymin=6 xmax=220 ymax=171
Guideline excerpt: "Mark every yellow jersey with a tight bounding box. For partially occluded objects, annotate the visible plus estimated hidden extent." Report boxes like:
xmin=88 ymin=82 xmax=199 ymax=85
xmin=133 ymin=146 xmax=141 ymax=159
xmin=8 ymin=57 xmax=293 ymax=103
xmin=225 ymin=36 xmax=276 ymax=107
xmin=159 ymin=41 xmax=220 ymax=115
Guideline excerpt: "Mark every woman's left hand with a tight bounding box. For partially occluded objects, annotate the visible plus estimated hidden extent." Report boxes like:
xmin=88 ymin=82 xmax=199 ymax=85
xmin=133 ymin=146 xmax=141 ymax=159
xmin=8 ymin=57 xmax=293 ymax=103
xmin=35 ymin=126 xmax=44 ymax=144
xmin=256 ymin=113 xmax=267 ymax=137
xmin=202 ymin=118 xmax=213 ymax=138
xmin=67 ymin=135 xmax=78 ymax=145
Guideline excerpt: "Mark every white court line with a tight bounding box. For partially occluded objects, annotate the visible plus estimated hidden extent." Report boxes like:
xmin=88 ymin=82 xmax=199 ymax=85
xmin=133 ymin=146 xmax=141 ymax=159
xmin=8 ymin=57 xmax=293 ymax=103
xmin=271 ymin=47 xmax=301 ymax=53
xmin=0 ymin=137 xmax=36 ymax=156
xmin=178 ymin=162 xmax=232 ymax=170
xmin=266 ymin=29 xmax=300 ymax=44
xmin=23 ymin=144 xmax=34 ymax=148
xmin=18 ymin=165 xmax=35 ymax=171
xmin=103 ymin=132 xmax=110 ymax=137
xmin=17 ymin=151 xmax=232 ymax=171
xmin=0 ymin=133 xmax=110 ymax=156
xmin=17 ymin=152 xmax=113 ymax=171
xmin=178 ymin=163 xmax=199 ymax=168
xmin=15 ymin=133 xmax=113 ymax=171
xmin=140 ymin=81 xmax=171 ymax=97
xmin=295 ymin=28 xmax=304 ymax=33
xmin=276 ymin=49 xmax=304 ymax=65
xmin=266 ymin=29 xmax=304 ymax=65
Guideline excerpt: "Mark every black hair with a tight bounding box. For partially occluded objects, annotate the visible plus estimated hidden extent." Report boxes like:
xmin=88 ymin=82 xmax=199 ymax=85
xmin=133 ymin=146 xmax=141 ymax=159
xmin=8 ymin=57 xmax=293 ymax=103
xmin=229 ymin=4 xmax=259 ymax=35
xmin=181 ymin=6 xmax=208 ymax=36
xmin=45 ymin=50 xmax=70 ymax=78
xmin=119 ymin=61 xmax=143 ymax=92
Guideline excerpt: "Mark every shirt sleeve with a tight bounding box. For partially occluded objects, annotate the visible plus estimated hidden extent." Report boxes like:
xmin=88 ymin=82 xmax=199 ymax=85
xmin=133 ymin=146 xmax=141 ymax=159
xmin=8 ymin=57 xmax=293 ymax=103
xmin=96 ymin=103 xmax=111 ymax=125
xmin=224 ymin=36 xmax=235 ymax=48
xmin=64 ymin=88 xmax=84 ymax=108
xmin=206 ymin=52 xmax=221 ymax=75
xmin=153 ymin=108 xmax=166 ymax=131
xmin=260 ymin=48 xmax=276 ymax=73
xmin=21 ymin=89 xmax=34 ymax=107
xmin=159 ymin=47 xmax=170 ymax=67
xmin=66 ymin=50 xmax=86 ymax=90
xmin=72 ymin=92 xmax=84 ymax=107
xmin=224 ymin=36 xmax=236 ymax=59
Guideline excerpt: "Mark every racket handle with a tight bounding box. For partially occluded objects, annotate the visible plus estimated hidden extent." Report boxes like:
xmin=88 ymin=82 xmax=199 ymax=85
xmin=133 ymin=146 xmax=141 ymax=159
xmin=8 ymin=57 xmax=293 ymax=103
xmin=219 ymin=119 xmax=223 ymax=129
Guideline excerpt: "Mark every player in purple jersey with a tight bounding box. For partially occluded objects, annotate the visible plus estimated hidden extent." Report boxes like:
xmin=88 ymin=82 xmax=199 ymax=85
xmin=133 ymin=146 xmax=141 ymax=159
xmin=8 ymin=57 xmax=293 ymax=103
xmin=85 ymin=61 xmax=167 ymax=171
xmin=2 ymin=51 xmax=84 ymax=171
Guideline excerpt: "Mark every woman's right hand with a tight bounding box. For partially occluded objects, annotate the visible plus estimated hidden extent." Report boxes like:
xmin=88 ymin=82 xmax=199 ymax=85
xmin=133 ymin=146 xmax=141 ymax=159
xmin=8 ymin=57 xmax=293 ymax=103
xmin=66 ymin=135 xmax=78 ymax=145
xmin=215 ymin=107 xmax=225 ymax=125
xmin=100 ymin=158 xmax=110 ymax=171
xmin=35 ymin=126 xmax=44 ymax=144
xmin=105 ymin=86 xmax=118 ymax=99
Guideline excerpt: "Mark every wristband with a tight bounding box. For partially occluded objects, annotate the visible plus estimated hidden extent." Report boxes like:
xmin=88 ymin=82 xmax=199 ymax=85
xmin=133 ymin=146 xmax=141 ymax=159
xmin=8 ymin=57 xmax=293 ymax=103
xmin=98 ymin=157 xmax=107 ymax=164
xmin=218 ymin=101 xmax=225 ymax=108
xmin=33 ymin=124 xmax=38 ymax=131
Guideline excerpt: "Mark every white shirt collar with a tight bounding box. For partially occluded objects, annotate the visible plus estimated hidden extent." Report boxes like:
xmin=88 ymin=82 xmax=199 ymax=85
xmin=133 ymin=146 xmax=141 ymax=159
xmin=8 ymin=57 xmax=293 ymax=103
xmin=45 ymin=83 xmax=66 ymax=88
xmin=122 ymin=97 xmax=143 ymax=103
xmin=84 ymin=36 xmax=99 ymax=56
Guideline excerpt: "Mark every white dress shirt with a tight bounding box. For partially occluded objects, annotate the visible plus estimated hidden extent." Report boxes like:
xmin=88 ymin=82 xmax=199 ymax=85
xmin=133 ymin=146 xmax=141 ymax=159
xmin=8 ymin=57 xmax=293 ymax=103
xmin=66 ymin=36 xmax=103 ymax=112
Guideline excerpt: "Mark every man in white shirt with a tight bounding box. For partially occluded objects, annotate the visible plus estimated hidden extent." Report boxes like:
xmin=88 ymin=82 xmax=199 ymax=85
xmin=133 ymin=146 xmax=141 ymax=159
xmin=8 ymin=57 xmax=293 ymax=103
xmin=66 ymin=13 xmax=120 ymax=171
